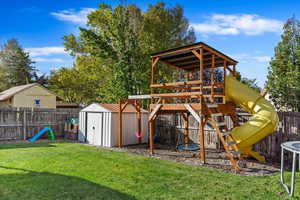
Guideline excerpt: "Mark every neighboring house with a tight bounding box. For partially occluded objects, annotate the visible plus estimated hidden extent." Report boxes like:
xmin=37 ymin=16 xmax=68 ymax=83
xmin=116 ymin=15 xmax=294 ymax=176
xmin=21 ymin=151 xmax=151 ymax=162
xmin=0 ymin=83 xmax=58 ymax=108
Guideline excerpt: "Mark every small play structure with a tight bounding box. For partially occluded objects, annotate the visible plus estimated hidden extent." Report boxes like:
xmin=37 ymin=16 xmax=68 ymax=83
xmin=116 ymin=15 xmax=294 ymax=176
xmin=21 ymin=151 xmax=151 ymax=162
xmin=78 ymin=103 xmax=148 ymax=147
xmin=64 ymin=118 xmax=79 ymax=140
xmin=118 ymin=42 xmax=279 ymax=171
xmin=28 ymin=126 xmax=56 ymax=142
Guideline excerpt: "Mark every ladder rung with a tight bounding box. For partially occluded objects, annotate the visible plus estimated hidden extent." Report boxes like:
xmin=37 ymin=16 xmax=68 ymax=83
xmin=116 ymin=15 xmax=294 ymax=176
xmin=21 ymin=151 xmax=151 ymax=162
xmin=207 ymin=104 xmax=218 ymax=108
xmin=228 ymin=141 xmax=237 ymax=146
xmin=232 ymin=150 xmax=240 ymax=156
xmin=222 ymin=131 xmax=231 ymax=136
xmin=211 ymin=113 xmax=223 ymax=117
xmin=216 ymin=122 xmax=226 ymax=127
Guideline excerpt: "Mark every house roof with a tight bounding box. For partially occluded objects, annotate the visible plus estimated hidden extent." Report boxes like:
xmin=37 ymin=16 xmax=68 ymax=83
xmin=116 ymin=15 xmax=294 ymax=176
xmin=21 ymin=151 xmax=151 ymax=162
xmin=0 ymin=83 xmax=38 ymax=101
xmin=56 ymin=102 xmax=80 ymax=108
xmin=0 ymin=83 xmax=60 ymax=101
xmin=98 ymin=103 xmax=148 ymax=113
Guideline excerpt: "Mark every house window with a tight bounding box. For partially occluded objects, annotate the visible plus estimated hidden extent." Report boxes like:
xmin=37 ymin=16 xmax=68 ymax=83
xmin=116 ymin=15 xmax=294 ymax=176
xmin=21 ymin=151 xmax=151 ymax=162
xmin=34 ymin=99 xmax=41 ymax=107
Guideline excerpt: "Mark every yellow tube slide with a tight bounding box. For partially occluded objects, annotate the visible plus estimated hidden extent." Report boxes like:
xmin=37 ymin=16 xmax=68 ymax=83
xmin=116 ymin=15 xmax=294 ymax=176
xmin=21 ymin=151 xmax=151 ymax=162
xmin=225 ymin=75 xmax=279 ymax=162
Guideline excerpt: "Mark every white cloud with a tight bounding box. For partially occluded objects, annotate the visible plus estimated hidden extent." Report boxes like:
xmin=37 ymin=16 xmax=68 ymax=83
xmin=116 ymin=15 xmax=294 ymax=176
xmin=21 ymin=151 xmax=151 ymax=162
xmin=35 ymin=71 xmax=44 ymax=77
xmin=230 ymin=53 xmax=251 ymax=63
xmin=33 ymin=57 xmax=67 ymax=63
xmin=50 ymin=66 xmax=60 ymax=71
xmin=51 ymin=8 xmax=95 ymax=25
xmin=230 ymin=53 xmax=271 ymax=63
xmin=26 ymin=46 xmax=66 ymax=57
xmin=191 ymin=14 xmax=283 ymax=36
xmin=254 ymin=56 xmax=271 ymax=62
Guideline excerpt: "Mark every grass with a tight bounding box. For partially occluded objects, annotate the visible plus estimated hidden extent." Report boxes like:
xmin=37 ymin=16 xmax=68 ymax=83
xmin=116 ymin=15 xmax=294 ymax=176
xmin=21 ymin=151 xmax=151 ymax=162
xmin=0 ymin=142 xmax=297 ymax=200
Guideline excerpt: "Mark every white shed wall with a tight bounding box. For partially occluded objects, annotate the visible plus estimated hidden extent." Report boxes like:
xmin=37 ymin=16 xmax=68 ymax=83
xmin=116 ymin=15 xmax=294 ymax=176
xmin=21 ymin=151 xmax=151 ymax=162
xmin=78 ymin=111 xmax=86 ymax=142
xmin=111 ymin=112 xmax=148 ymax=146
xmin=79 ymin=110 xmax=148 ymax=147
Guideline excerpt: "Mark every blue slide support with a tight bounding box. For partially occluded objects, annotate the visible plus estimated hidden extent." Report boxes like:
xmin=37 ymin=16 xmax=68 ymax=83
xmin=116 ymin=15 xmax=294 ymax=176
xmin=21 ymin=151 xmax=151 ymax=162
xmin=28 ymin=127 xmax=51 ymax=142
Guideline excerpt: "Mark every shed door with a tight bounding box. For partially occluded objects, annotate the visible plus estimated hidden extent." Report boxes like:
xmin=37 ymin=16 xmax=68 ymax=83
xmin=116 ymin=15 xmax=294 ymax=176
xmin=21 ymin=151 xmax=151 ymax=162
xmin=86 ymin=113 xmax=102 ymax=145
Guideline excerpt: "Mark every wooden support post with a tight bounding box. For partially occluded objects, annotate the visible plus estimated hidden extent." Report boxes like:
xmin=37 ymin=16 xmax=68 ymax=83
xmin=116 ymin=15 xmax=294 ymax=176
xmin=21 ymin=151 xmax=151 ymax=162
xmin=137 ymin=101 xmax=142 ymax=144
xmin=151 ymin=57 xmax=159 ymax=104
xmin=198 ymin=48 xmax=206 ymax=163
xmin=183 ymin=113 xmax=189 ymax=145
xmin=211 ymin=54 xmax=215 ymax=103
xmin=199 ymin=116 xmax=206 ymax=162
xmin=118 ymin=100 xmax=123 ymax=148
xmin=223 ymin=60 xmax=227 ymax=104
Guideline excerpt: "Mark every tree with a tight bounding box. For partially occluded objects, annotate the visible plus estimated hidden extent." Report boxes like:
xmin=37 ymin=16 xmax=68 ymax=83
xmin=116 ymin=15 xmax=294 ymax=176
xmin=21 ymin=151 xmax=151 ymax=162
xmin=0 ymin=39 xmax=36 ymax=86
xmin=0 ymin=66 xmax=10 ymax=91
xmin=49 ymin=56 xmax=107 ymax=104
xmin=32 ymin=72 xmax=49 ymax=86
xmin=236 ymin=72 xmax=261 ymax=92
xmin=55 ymin=2 xmax=196 ymax=103
xmin=266 ymin=16 xmax=300 ymax=111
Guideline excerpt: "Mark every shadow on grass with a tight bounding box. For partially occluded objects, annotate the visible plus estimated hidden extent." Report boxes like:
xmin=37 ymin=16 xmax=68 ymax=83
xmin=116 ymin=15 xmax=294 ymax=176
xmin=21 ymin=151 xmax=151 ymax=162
xmin=0 ymin=142 xmax=56 ymax=150
xmin=0 ymin=166 xmax=136 ymax=200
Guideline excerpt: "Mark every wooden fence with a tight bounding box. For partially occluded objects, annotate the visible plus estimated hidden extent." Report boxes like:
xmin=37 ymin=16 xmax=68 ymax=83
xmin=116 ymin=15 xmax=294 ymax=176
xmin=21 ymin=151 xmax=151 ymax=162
xmin=0 ymin=107 xmax=80 ymax=141
xmin=156 ymin=112 xmax=300 ymax=162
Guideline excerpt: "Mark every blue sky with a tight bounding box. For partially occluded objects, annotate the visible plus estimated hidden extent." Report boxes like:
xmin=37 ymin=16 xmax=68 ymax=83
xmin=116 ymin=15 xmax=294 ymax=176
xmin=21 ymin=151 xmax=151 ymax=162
xmin=0 ymin=0 xmax=299 ymax=87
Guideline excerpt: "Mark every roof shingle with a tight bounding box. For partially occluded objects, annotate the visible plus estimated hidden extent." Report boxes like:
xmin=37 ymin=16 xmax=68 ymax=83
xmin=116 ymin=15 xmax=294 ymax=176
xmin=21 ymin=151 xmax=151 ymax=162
xmin=97 ymin=103 xmax=148 ymax=113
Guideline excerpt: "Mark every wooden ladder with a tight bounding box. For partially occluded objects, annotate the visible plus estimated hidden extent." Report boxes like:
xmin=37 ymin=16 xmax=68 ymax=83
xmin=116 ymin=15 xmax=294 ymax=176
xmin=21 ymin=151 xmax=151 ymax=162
xmin=204 ymin=102 xmax=241 ymax=171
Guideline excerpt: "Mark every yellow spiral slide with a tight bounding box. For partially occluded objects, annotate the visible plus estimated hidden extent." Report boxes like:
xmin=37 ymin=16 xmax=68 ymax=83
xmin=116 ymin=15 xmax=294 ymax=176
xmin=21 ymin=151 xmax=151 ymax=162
xmin=225 ymin=75 xmax=279 ymax=162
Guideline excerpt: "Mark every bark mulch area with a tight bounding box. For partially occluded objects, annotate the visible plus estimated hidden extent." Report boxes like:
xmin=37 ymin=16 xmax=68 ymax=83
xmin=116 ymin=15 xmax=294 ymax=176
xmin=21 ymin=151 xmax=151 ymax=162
xmin=113 ymin=144 xmax=280 ymax=176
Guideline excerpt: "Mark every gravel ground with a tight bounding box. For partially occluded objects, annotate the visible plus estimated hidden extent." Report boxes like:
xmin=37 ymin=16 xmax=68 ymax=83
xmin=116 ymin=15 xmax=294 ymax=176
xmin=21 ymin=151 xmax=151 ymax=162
xmin=112 ymin=144 xmax=280 ymax=176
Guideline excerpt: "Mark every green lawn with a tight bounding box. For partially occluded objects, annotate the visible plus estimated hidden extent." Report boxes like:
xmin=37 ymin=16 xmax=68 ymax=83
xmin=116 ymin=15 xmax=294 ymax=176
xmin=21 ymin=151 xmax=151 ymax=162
xmin=0 ymin=142 xmax=297 ymax=200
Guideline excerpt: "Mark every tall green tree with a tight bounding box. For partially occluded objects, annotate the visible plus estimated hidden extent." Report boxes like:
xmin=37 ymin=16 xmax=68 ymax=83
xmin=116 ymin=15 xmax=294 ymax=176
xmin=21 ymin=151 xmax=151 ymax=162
xmin=0 ymin=39 xmax=36 ymax=86
xmin=49 ymin=56 xmax=107 ymax=104
xmin=54 ymin=2 xmax=195 ymax=103
xmin=266 ymin=16 xmax=300 ymax=111
xmin=236 ymin=72 xmax=261 ymax=92
xmin=0 ymin=68 xmax=10 ymax=91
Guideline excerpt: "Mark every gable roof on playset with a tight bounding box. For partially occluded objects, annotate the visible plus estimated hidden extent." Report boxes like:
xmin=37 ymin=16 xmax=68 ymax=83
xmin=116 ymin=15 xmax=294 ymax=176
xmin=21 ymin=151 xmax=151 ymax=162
xmin=81 ymin=103 xmax=148 ymax=113
xmin=150 ymin=42 xmax=238 ymax=71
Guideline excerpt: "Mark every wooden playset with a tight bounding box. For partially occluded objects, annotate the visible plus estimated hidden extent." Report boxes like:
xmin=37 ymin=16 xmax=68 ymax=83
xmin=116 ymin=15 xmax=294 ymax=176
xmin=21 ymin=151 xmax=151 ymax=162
xmin=118 ymin=42 xmax=278 ymax=171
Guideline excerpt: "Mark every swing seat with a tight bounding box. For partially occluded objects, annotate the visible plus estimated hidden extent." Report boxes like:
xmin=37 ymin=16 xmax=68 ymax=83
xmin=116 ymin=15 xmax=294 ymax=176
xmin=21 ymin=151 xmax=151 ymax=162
xmin=135 ymin=132 xmax=144 ymax=138
xmin=177 ymin=143 xmax=200 ymax=151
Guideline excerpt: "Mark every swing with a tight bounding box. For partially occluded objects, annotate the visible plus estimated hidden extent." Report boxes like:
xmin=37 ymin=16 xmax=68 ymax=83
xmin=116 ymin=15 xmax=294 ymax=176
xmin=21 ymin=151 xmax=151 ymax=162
xmin=135 ymin=131 xmax=144 ymax=138
xmin=134 ymin=103 xmax=144 ymax=142
xmin=176 ymin=131 xmax=199 ymax=151
xmin=177 ymin=143 xmax=200 ymax=151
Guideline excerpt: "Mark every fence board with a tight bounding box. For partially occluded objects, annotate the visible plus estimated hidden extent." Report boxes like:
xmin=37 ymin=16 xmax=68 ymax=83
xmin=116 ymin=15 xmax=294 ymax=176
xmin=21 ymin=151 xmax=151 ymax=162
xmin=156 ymin=111 xmax=300 ymax=162
xmin=0 ymin=107 xmax=79 ymax=141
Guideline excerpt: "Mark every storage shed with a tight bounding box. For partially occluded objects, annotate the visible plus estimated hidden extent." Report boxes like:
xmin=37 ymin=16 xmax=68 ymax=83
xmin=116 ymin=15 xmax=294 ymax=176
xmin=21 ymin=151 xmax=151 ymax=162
xmin=79 ymin=103 xmax=148 ymax=147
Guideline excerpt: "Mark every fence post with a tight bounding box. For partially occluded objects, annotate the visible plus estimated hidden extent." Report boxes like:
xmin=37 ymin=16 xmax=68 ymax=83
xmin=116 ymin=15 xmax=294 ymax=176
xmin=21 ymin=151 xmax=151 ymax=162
xmin=23 ymin=109 xmax=27 ymax=140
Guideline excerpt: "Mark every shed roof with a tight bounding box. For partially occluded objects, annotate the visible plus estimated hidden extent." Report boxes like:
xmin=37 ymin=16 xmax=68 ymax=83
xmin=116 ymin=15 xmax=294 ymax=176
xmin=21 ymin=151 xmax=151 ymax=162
xmin=81 ymin=103 xmax=148 ymax=113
